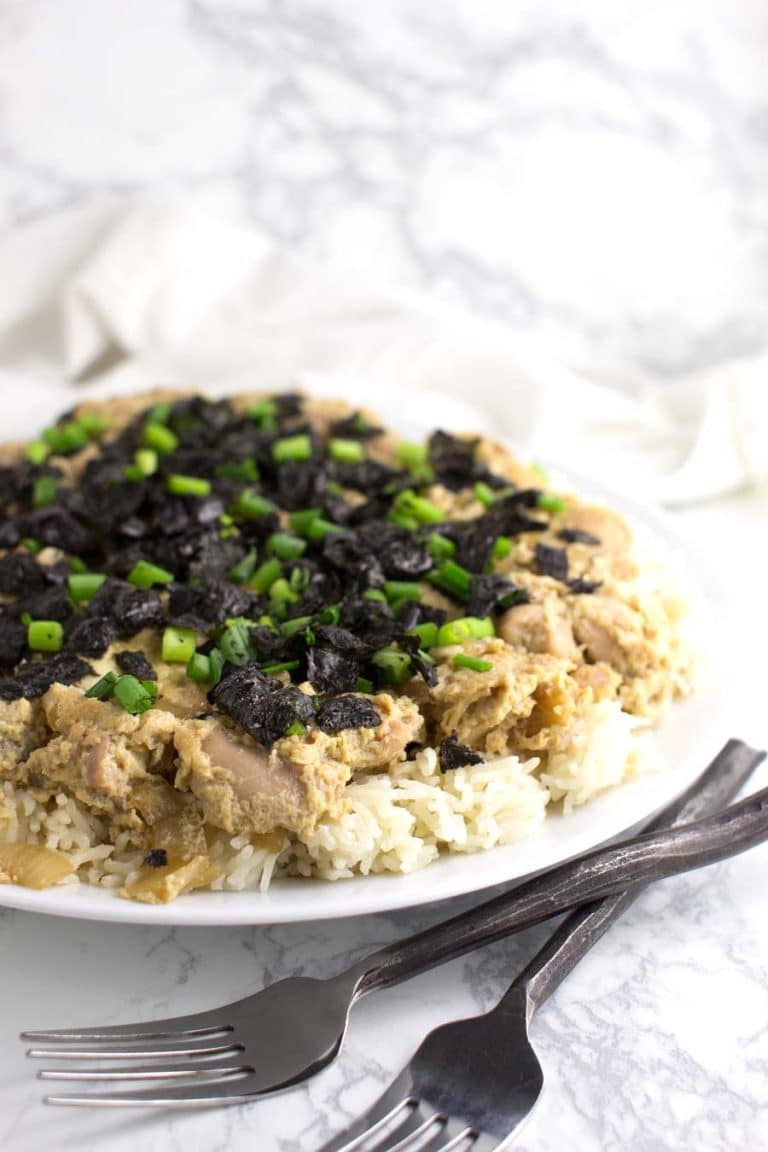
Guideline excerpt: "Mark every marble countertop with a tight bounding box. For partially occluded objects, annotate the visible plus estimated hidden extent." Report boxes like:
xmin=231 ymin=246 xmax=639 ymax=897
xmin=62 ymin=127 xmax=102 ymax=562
xmin=1 ymin=4 xmax=767 ymax=1150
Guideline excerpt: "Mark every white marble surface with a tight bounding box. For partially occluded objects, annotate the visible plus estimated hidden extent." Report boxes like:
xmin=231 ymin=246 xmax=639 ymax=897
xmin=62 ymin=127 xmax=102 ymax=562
xmin=1 ymin=4 xmax=768 ymax=1150
xmin=1 ymin=0 xmax=768 ymax=376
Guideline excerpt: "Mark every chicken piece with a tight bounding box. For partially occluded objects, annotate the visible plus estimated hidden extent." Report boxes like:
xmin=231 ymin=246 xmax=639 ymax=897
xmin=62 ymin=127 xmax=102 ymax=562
xmin=499 ymin=598 xmax=578 ymax=660
xmin=427 ymin=638 xmax=581 ymax=756
xmin=174 ymin=693 xmax=424 ymax=837
xmin=571 ymin=595 xmax=652 ymax=676
xmin=0 ymin=698 xmax=49 ymax=779
xmin=19 ymin=685 xmax=179 ymax=819
xmin=563 ymin=504 xmax=632 ymax=553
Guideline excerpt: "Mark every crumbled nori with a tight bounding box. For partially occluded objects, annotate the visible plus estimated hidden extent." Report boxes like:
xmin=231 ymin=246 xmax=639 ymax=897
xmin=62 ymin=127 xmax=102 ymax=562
xmin=111 ymin=588 xmax=166 ymax=637
xmin=306 ymin=646 xmax=361 ymax=694
xmin=168 ymin=581 xmax=254 ymax=629
xmin=14 ymin=653 xmax=93 ymax=698
xmin=558 ymin=527 xmax=601 ymax=546
xmin=145 ymin=848 xmax=168 ymax=868
xmin=67 ymin=616 xmax=119 ymax=658
xmin=328 ymin=411 xmax=383 ymax=440
xmin=116 ymin=650 xmax=157 ymax=680
xmin=534 ymin=543 xmax=569 ymax=582
xmin=0 ymin=554 xmax=46 ymax=596
xmin=209 ymin=664 xmax=315 ymax=746
xmin=467 ymin=574 xmax=530 ymax=618
xmin=315 ymin=695 xmax=381 ymax=734
xmin=18 ymin=585 xmax=74 ymax=623
xmin=438 ymin=732 xmax=484 ymax=773
xmin=0 ymin=616 xmax=27 ymax=669
xmin=566 ymin=577 xmax=603 ymax=595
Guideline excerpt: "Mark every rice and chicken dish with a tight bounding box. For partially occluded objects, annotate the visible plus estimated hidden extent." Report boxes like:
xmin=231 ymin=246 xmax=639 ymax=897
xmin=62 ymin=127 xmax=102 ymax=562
xmin=0 ymin=391 xmax=692 ymax=902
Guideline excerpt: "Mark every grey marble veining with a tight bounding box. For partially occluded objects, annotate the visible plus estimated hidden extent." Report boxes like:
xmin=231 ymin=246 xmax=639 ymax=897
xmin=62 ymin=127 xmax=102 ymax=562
xmin=1 ymin=1 xmax=767 ymax=375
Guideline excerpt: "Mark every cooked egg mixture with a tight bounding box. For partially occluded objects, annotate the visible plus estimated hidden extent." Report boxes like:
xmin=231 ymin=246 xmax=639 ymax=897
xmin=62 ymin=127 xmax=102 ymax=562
xmin=0 ymin=390 xmax=691 ymax=900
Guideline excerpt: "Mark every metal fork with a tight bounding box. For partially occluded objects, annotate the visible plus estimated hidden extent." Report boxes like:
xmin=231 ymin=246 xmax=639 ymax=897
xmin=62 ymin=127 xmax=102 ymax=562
xmin=23 ymin=739 xmax=765 ymax=1109
xmin=317 ymin=737 xmax=767 ymax=1152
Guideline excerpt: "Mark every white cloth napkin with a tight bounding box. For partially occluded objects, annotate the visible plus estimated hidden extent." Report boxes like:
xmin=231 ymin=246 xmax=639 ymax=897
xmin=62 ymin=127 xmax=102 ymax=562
xmin=1 ymin=196 xmax=766 ymax=506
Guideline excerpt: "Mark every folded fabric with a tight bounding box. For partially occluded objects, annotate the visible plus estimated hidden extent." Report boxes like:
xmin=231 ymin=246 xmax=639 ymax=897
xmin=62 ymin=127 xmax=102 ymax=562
xmin=0 ymin=197 xmax=765 ymax=505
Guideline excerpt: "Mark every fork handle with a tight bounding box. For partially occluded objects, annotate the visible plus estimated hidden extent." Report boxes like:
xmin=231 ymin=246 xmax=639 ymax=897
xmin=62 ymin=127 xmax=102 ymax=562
xmin=354 ymin=741 xmax=766 ymax=998
xmin=509 ymin=739 xmax=765 ymax=1016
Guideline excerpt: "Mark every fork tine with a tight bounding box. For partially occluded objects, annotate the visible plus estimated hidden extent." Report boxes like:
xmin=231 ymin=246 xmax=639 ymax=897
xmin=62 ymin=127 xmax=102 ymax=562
xmin=318 ymin=1073 xmax=414 ymax=1151
xmin=38 ymin=1059 xmax=253 ymax=1082
xmin=369 ymin=1110 xmax=443 ymax=1152
xmin=21 ymin=1006 xmax=232 ymax=1042
xmin=44 ymin=1073 xmax=259 ymax=1109
xmin=27 ymin=1039 xmax=242 ymax=1061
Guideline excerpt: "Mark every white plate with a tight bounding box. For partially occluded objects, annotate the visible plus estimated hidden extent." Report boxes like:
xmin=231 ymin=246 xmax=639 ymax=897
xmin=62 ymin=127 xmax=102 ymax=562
xmin=0 ymin=462 xmax=726 ymax=926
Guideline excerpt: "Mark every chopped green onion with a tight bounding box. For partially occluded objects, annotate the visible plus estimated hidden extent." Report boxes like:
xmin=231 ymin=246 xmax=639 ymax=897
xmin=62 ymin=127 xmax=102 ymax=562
xmin=289 ymin=567 xmax=308 ymax=594
xmin=268 ymin=577 xmax=297 ymax=604
xmin=167 ymin=474 xmax=212 ymax=498
xmin=208 ymin=648 xmax=224 ymax=685
xmin=289 ymin=508 xmax=323 ymax=535
xmin=214 ymin=458 xmax=260 ymax=483
xmin=228 ymin=548 xmax=258 ymax=585
xmin=24 ymin=440 xmax=49 ymax=465
xmin=372 ymin=647 xmax=412 ymax=685
xmin=134 ymin=449 xmax=158 ymax=477
xmin=437 ymin=617 xmax=494 ymax=646
xmin=363 ymin=588 xmax=387 ymax=603
xmin=43 ymin=422 xmax=88 ymax=455
xmin=272 ymin=434 xmax=312 ymax=463
xmin=396 ymin=441 xmax=428 ymax=471
xmin=128 ymin=560 xmax=174 ymax=589
xmin=68 ymin=556 xmax=88 ymax=574
xmin=161 ymin=626 xmax=197 ymax=664
xmin=530 ymin=462 xmax=549 ymax=483
xmin=148 ymin=402 xmax=172 ymax=425
xmin=114 ymin=674 xmax=157 ymax=714
xmin=384 ymin=580 xmax=422 ymax=604
xmin=67 ymin=572 xmax=107 ymax=603
xmin=219 ymin=619 xmax=254 ymax=666
xmin=306 ymin=517 xmax=343 ymax=541
xmin=387 ymin=509 xmax=420 ymax=531
xmin=281 ymin=615 xmax=313 ymax=637
xmin=249 ymin=398 xmax=278 ymax=428
xmin=21 ymin=538 xmax=41 ymax=554
xmin=491 ymin=536 xmax=512 ymax=561
xmin=142 ymin=422 xmax=178 ymax=454
xmin=328 ymin=438 xmax=365 ymax=464
xmin=284 ymin=721 xmax=307 ymax=737
xmin=355 ymin=677 xmax=374 ymax=694
xmin=260 ymin=659 xmax=300 ymax=676
xmin=326 ymin=480 xmax=344 ymax=497
xmin=408 ymin=621 xmax=439 ymax=648
xmin=233 ymin=488 xmax=275 ymax=519
xmin=20 ymin=613 xmax=32 ymax=627
xmin=426 ymin=532 xmax=456 ymax=563
xmin=537 ymin=493 xmax=567 ymax=516
xmin=452 ymin=654 xmax=493 ymax=673
xmin=27 ymin=620 xmax=64 ymax=652
xmin=473 ymin=481 xmax=496 ymax=507
xmin=267 ymin=533 xmax=307 ymax=561
xmin=85 ymin=671 xmax=118 ymax=700
xmin=186 ymin=653 xmax=215 ymax=683
xmin=33 ymin=475 xmax=59 ymax=508
xmin=318 ymin=603 xmax=341 ymax=625
xmin=77 ymin=410 xmax=110 ymax=438
xmin=249 ymin=557 xmax=282 ymax=594
xmin=393 ymin=489 xmax=444 ymax=525
xmin=428 ymin=560 xmax=472 ymax=600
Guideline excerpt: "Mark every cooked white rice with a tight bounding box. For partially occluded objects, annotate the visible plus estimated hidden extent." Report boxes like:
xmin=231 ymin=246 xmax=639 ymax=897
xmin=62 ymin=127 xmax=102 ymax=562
xmin=0 ymin=698 xmax=652 ymax=895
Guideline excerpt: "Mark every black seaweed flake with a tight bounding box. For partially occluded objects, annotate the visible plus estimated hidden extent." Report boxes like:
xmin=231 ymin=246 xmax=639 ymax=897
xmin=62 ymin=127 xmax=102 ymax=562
xmin=145 ymin=849 xmax=168 ymax=868
xmin=534 ymin=543 xmax=569 ymax=582
xmin=209 ymin=664 xmax=314 ymax=746
xmin=116 ymin=650 xmax=157 ymax=680
xmin=306 ymin=646 xmax=361 ymax=694
xmin=566 ymin=577 xmax=603 ymax=595
xmin=558 ymin=527 xmax=602 ymax=546
xmin=67 ymin=616 xmax=119 ymax=658
xmin=438 ymin=732 xmax=484 ymax=773
xmin=0 ymin=554 xmax=46 ymax=596
xmin=328 ymin=411 xmax=383 ymax=440
xmin=467 ymin=574 xmax=530 ymax=618
xmin=315 ymin=695 xmax=381 ymax=734
xmin=14 ymin=653 xmax=94 ymax=699
xmin=0 ymin=616 xmax=26 ymax=669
